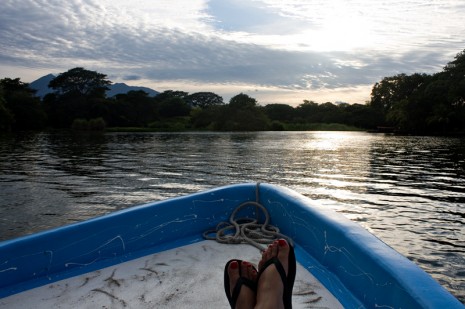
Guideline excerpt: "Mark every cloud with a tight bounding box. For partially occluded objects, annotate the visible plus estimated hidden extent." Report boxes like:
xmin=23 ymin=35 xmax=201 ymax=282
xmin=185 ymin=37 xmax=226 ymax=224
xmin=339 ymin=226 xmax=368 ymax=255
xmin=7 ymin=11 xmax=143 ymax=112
xmin=0 ymin=0 xmax=365 ymax=89
xmin=122 ymin=75 xmax=142 ymax=81
xmin=0 ymin=0 xmax=464 ymax=104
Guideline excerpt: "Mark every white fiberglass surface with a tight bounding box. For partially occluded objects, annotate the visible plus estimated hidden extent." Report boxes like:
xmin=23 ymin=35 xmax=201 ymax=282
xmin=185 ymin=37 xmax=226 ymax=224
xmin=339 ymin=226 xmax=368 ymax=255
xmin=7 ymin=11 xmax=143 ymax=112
xmin=0 ymin=241 xmax=342 ymax=309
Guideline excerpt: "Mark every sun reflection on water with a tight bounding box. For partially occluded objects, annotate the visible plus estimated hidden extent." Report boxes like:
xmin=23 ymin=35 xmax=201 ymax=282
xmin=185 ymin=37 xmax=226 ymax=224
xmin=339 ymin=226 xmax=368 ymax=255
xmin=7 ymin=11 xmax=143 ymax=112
xmin=304 ymin=131 xmax=356 ymax=151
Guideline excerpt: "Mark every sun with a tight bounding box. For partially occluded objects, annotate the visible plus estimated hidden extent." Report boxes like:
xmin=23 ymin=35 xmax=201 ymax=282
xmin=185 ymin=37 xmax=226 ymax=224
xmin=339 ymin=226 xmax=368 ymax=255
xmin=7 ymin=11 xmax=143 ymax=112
xmin=279 ymin=1 xmax=378 ymax=53
xmin=309 ymin=15 xmax=374 ymax=52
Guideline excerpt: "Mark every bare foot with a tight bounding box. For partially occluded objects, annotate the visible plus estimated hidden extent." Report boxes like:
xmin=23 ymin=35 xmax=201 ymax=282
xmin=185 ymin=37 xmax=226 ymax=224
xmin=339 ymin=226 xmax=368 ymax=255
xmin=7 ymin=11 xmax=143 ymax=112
xmin=255 ymin=239 xmax=292 ymax=309
xmin=226 ymin=260 xmax=257 ymax=309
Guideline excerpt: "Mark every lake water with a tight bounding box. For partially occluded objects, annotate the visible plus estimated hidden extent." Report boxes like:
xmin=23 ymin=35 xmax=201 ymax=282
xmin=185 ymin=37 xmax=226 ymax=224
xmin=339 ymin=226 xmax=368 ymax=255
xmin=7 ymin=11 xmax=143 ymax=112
xmin=0 ymin=131 xmax=464 ymax=303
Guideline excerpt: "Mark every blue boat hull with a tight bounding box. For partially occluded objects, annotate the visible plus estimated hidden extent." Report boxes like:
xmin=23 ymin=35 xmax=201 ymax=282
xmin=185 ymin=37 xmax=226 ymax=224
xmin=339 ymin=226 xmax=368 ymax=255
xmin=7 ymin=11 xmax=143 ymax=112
xmin=0 ymin=183 xmax=462 ymax=308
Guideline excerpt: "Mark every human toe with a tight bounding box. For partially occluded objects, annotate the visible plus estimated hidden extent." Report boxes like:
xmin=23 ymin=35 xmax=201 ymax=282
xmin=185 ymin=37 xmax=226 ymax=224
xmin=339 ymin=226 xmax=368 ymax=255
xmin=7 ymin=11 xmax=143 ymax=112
xmin=228 ymin=260 xmax=240 ymax=286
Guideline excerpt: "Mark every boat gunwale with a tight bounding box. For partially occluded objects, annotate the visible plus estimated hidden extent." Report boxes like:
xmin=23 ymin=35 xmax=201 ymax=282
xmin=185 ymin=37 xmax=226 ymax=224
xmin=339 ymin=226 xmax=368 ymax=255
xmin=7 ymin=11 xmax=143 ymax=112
xmin=0 ymin=183 xmax=462 ymax=308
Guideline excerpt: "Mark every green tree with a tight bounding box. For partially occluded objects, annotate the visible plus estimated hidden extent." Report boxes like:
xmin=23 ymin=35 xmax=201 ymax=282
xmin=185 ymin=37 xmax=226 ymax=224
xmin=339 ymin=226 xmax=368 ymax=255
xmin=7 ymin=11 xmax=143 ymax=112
xmin=45 ymin=68 xmax=112 ymax=128
xmin=151 ymin=90 xmax=191 ymax=120
xmin=109 ymin=90 xmax=158 ymax=126
xmin=155 ymin=90 xmax=188 ymax=102
xmin=186 ymin=92 xmax=224 ymax=108
xmin=370 ymin=73 xmax=430 ymax=117
xmin=0 ymin=85 xmax=14 ymax=131
xmin=263 ymin=104 xmax=295 ymax=122
xmin=443 ymin=49 xmax=465 ymax=107
xmin=190 ymin=105 xmax=222 ymax=129
xmin=368 ymin=50 xmax=465 ymax=134
xmin=0 ymin=78 xmax=46 ymax=130
xmin=319 ymin=102 xmax=340 ymax=123
xmin=158 ymin=97 xmax=191 ymax=118
xmin=369 ymin=73 xmax=431 ymax=131
xmin=344 ymin=103 xmax=382 ymax=129
xmin=439 ymin=50 xmax=465 ymax=132
xmin=212 ymin=93 xmax=270 ymax=131
xmin=295 ymin=100 xmax=319 ymax=122
xmin=48 ymin=67 xmax=111 ymax=98
xmin=229 ymin=93 xmax=257 ymax=109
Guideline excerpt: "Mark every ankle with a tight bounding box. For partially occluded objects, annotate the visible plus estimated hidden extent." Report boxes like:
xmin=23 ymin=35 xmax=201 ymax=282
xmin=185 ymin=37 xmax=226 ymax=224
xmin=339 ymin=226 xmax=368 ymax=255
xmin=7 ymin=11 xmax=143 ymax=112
xmin=255 ymin=276 xmax=284 ymax=309
xmin=254 ymin=295 xmax=285 ymax=309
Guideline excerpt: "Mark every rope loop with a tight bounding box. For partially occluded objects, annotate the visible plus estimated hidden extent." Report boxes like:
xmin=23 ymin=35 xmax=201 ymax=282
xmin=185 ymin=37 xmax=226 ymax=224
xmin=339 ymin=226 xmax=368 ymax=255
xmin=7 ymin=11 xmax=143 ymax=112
xmin=203 ymin=193 xmax=292 ymax=251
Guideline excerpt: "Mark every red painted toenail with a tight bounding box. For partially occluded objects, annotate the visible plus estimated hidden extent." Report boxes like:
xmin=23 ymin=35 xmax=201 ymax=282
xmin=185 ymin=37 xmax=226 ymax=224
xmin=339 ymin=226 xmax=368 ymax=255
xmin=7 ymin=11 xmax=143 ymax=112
xmin=231 ymin=261 xmax=238 ymax=269
xmin=278 ymin=239 xmax=287 ymax=247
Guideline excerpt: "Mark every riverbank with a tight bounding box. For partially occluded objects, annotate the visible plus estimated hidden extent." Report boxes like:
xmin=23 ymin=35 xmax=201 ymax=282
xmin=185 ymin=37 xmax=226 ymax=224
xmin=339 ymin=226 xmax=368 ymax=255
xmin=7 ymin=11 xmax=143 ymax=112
xmin=105 ymin=122 xmax=364 ymax=132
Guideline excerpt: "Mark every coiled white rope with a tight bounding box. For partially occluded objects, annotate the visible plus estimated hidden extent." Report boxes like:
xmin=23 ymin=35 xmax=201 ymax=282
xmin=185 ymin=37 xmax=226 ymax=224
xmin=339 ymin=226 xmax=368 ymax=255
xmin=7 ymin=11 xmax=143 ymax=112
xmin=203 ymin=183 xmax=293 ymax=251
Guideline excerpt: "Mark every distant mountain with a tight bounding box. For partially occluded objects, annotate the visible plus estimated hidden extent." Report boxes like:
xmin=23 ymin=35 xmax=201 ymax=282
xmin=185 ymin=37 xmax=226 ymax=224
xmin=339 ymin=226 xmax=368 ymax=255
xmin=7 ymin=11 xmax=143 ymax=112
xmin=30 ymin=74 xmax=55 ymax=98
xmin=29 ymin=75 xmax=159 ymax=98
xmin=106 ymin=83 xmax=159 ymax=97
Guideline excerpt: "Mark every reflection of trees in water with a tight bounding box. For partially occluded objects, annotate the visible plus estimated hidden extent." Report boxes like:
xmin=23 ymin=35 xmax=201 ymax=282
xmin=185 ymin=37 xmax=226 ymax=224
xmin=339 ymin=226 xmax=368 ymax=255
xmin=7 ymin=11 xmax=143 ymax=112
xmin=0 ymin=132 xmax=50 ymax=179
xmin=44 ymin=132 xmax=109 ymax=177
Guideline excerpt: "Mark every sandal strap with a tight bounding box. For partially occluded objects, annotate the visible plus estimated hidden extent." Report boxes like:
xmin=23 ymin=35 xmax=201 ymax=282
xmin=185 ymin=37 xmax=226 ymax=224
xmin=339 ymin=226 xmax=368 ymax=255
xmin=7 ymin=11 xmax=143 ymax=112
xmin=231 ymin=277 xmax=257 ymax=308
xmin=258 ymin=257 xmax=288 ymax=289
xmin=257 ymin=250 xmax=296 ymax=309
xmin=225 ymin=259 xmax=258 ymax=308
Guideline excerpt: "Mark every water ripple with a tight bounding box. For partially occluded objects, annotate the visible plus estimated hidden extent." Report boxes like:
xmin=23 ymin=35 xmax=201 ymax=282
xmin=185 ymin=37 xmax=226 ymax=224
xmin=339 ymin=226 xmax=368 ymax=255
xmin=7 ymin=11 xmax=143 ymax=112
xmin=0 ymin=131 xmax=464 ymax=303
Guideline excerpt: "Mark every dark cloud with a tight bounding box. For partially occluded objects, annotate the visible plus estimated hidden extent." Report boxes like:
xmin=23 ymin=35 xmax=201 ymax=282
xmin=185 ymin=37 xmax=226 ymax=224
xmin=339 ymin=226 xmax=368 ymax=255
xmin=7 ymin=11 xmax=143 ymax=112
xmin=123 ymin=75 xmax=142 ymax=81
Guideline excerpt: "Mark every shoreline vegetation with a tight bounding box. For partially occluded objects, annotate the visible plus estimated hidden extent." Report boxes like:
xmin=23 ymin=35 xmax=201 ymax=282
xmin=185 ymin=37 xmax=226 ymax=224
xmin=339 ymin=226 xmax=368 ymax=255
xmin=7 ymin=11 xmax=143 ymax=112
xmin=104 ymin=122 xmax=364 ymax=133
xmin=1 ymin=50 xmax=464 ymax=136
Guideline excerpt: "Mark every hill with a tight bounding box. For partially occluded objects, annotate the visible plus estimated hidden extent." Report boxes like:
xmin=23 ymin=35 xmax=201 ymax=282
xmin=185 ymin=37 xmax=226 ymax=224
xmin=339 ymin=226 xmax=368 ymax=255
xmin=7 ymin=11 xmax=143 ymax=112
xmin=106 ymin=83 xmax=159 ymax=97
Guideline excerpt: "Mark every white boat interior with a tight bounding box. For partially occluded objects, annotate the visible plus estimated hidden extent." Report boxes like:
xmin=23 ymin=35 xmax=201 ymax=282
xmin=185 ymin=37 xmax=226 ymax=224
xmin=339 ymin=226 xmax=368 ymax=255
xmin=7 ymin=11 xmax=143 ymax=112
xmin=0 ymin=240 xmax=342 ymax=308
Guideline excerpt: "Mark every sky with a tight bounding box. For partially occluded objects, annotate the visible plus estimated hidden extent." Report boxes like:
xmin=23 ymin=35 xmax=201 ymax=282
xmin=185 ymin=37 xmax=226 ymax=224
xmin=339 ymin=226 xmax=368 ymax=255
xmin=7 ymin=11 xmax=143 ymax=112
xmin=1 ymin=0 xmax=464 ymax=106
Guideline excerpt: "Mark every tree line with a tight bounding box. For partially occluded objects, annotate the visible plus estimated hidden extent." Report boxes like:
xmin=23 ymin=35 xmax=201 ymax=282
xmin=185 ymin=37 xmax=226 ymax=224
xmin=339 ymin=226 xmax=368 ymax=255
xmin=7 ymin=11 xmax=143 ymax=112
xmin=370 ymin=50 xmax=465 ymax=135
xmin=1 ymin=49 xmax=464 ymax=134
